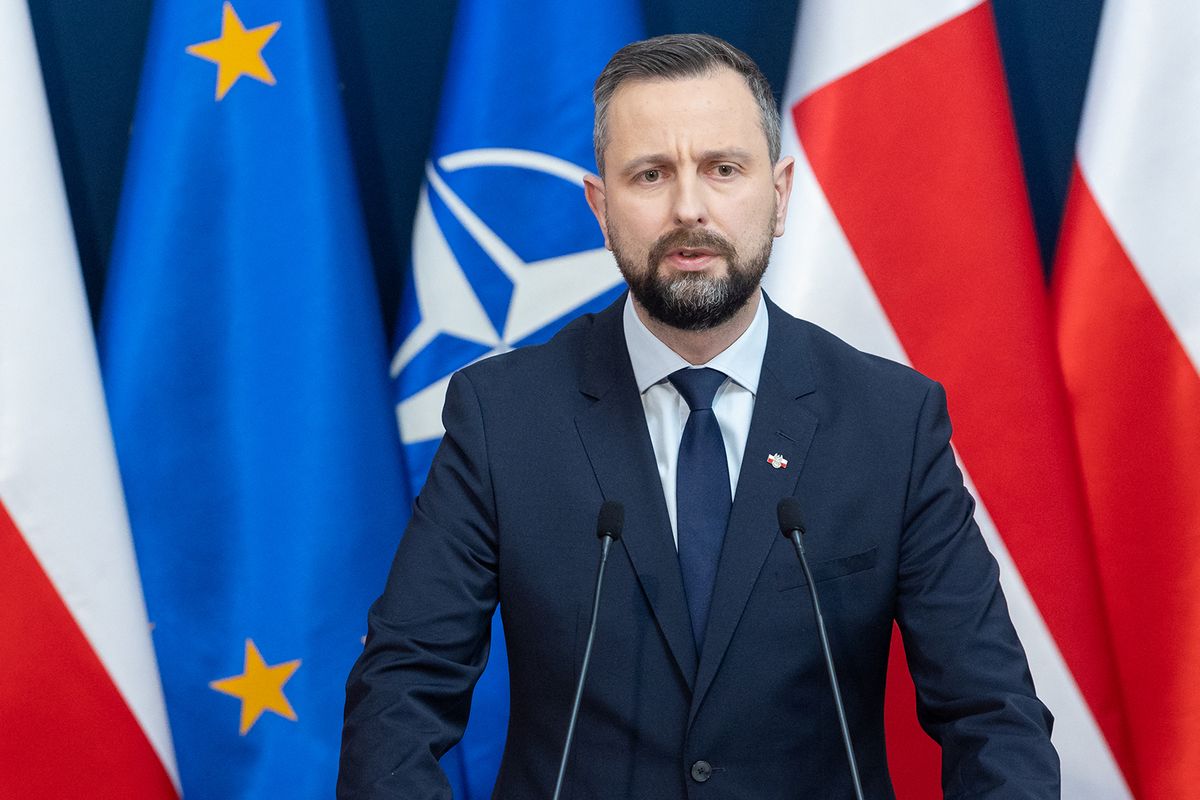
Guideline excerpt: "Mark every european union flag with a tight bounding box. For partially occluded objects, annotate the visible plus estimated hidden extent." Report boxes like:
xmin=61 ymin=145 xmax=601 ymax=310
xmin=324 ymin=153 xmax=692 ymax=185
xmin=100 ymin=2 xmax=406 ymax=797
xmin=390 ymin=0 xmax=643 ymax=796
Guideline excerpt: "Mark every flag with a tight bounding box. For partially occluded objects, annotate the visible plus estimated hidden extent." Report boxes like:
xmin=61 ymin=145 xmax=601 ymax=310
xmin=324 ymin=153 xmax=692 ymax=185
xmin=1053 ymin=1 xmax=1200 ymax=796
xmin=100 ymin=1 xmax=407 ymax=797
xmin=765 ymin=0 xmax=1132 ymax=795
xmin=390 ymin=0 xmax=642 ymax=795
xmin=0 ymin=2 xmax=177 ymax=797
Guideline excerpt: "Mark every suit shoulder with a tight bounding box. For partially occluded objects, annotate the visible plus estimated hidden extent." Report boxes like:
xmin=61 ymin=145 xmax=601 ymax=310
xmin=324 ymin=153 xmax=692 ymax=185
xmin=783 ymin=313 xmax=937 ymax=402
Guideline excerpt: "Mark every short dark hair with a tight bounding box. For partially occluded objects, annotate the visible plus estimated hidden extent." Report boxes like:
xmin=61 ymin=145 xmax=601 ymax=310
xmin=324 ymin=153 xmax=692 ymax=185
xmin=592 ymin=33 xmax=781 ymax=176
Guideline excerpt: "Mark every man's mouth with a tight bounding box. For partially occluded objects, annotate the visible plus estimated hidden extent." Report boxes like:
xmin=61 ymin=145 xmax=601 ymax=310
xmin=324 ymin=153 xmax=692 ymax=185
xmin=665 ymin=247 xmax=720 ymax=270
xmin=647 ymin=228 xmax=737 ymax=273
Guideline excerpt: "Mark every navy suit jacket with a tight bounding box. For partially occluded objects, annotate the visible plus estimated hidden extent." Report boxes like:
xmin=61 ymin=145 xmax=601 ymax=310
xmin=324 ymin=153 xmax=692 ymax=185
xmin=339 ymin=295 xmax=1058 ymax=798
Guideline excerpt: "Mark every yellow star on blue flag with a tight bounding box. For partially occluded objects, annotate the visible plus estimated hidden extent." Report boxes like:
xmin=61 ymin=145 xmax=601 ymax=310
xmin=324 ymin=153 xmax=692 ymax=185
xmin=210 ymin=639 xmax=301 ymax=735
xmin=186 ymin=2 xmax=280 ymax=101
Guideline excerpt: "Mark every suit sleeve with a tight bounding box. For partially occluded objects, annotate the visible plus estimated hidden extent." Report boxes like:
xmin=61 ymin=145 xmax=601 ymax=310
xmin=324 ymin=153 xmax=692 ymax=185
xmin=895 ymin=381 xmax=1061 ymax=798
xmin=338 ymin=370 xmax=498 ymax=799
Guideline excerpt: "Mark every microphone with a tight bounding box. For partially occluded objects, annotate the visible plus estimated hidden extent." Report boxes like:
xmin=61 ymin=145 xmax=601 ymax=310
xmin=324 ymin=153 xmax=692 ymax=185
xmin=777 ymin=498 xmax=865 ymax=800
xmin=551 ymin=501 xmax=625 ymax=800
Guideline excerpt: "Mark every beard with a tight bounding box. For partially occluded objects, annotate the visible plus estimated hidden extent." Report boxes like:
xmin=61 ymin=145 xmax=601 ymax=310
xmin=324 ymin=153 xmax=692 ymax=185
xmin=610 ymin=221 xmax=774 ymax=331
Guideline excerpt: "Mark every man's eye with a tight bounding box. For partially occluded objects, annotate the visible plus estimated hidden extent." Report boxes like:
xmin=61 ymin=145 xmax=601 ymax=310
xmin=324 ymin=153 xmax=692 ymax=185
xmin=715 ymin=164 xmax=736 ymax=177
xmin=641 ymin=169 xmax=661 ymax=182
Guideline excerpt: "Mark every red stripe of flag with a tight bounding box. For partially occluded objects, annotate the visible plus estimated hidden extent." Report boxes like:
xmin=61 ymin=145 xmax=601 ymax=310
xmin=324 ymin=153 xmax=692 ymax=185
xmin=1053 ymin=167 xmax=1200 ymax=799
xmin=0 ymin=501 xmax=177 ymax=799
xmin=791 ymin=1 xmax=1132 ymax=790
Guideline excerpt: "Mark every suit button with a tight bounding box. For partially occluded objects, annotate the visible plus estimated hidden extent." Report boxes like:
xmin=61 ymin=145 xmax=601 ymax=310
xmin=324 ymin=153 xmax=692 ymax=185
xmin=690 ymin=760 xmax=712 ymax=783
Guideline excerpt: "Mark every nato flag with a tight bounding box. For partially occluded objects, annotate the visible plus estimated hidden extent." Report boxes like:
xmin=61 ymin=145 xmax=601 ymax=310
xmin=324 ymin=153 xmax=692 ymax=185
xmin=389 ymin=0 xmax=643 ymax=796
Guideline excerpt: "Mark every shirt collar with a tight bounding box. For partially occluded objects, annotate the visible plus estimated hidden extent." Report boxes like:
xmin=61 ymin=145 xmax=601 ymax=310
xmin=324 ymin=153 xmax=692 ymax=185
xmin=622 ymin=290 xmax=769 ymax=395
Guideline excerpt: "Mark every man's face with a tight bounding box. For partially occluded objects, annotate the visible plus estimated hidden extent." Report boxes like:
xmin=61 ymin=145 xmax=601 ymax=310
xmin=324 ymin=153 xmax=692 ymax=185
xmin=584 ymin=68 xmax=794 ymax=331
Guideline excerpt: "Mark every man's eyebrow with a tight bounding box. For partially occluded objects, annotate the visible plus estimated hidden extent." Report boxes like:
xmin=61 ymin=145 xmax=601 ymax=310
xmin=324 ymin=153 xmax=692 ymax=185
xmin=618 ymin=154 xmax=670 ymax=176
xmin=697 ymin=148 xmax=755 ymax=163
xmin=617 ymin=148 xmax=758 ymax=177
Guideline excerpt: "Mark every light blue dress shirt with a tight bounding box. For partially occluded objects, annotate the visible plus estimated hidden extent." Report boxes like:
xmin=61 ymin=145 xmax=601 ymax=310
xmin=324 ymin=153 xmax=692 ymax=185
xmin=622 ymin=291 xmax=769 ymax=548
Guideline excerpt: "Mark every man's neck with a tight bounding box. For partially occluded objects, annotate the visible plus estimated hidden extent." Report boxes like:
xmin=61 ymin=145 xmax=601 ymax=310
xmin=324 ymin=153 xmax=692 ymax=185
xmin=632 ymin=291 xmax=762 ymax=366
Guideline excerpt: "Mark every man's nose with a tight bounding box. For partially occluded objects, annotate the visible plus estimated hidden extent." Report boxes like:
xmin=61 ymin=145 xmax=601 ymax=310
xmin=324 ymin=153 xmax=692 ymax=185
xmin=671 ymin=173 xmax=708 ymax=227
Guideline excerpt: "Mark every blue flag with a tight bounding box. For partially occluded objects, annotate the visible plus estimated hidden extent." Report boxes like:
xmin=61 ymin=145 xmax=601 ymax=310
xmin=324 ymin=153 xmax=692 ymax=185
xmin=391 ymin=1 xmax=643 ymax=795
xmin=100 ymin=2 xmax=406 ymax=797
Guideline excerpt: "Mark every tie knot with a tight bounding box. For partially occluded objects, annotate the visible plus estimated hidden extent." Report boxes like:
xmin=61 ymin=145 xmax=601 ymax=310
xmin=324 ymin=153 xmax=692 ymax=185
xmin=668 ymin=368 xmax=727 ymax=411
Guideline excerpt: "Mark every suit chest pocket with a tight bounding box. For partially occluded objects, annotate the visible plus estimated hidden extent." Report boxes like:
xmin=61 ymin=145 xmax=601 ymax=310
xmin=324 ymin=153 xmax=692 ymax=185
xmin=774 ymin=545 xmax=878 ymax=592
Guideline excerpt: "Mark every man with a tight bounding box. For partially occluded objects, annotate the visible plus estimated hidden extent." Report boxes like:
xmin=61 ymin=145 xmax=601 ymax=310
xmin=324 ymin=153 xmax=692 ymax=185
xmin=340 ymin=34 xmax=1058 ymax=798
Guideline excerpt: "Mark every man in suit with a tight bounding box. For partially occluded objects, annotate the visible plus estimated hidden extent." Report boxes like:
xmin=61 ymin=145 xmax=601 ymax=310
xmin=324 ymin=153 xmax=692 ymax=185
xmin=339 ymin=34 xmax=1058 ymax=798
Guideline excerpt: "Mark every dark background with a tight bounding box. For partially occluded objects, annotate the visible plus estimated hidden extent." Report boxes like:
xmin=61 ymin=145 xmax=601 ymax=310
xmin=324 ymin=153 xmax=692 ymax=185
xmin=27 ymin=0 xmax=1105 ymax=338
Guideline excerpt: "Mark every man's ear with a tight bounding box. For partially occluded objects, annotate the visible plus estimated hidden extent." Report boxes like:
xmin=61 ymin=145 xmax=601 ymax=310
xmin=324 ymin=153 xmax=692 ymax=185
xmin=772 ymin=156 xmax=796 ymax=238
xmin=583 ymin=173 xmax=611 ymax=250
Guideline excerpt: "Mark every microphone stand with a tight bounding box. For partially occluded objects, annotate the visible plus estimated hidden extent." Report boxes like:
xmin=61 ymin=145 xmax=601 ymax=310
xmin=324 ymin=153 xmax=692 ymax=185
xmin=780 ymin=498 xmax=865 ymax=800
xmin=551 ymin=502 xmax=623 ymax=800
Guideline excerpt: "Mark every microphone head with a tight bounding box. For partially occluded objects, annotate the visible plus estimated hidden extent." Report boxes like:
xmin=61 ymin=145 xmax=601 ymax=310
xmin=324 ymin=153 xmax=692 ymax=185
xmin=777 ymin=497 xmax=806 ymax=537
xmin=596 ymin=500 xmax=625 ymax=542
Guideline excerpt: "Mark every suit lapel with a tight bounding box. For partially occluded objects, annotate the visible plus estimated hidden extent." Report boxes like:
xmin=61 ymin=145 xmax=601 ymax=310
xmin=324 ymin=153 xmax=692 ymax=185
xmin=689 ymin=298 xmax=819 ymax=725
xmin=574 ymin=298 xmax=698 ymax=689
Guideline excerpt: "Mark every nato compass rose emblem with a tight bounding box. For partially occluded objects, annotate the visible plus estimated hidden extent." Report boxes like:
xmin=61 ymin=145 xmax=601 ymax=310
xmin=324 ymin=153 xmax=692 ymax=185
xmin=391 ymin=148 xmax=624 ymax=473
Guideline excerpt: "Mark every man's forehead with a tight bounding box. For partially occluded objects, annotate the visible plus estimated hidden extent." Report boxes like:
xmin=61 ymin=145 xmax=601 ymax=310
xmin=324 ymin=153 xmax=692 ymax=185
xmin=604 ymin=68 xmax=767 ymax=156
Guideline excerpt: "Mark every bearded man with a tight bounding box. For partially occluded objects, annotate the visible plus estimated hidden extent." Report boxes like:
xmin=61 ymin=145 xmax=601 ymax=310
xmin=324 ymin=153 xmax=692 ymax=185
xmin=339 ymin=34 xmax=1058 ymax=799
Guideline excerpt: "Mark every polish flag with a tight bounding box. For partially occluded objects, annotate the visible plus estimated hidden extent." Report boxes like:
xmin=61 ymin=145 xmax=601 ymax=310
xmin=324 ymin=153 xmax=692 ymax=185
xmin=0 ymin=3 xmax=178 ymax=797
xmin=1053 ymin=1 xmax=1200 ymax=796
xmin=765 ymin=0 xmax=1133 ymax=795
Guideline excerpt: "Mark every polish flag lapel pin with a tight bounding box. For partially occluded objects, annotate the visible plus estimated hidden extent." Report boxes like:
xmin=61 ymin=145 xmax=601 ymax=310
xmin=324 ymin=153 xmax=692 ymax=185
xmin=767 ymin=452 xmax=788 ymax=470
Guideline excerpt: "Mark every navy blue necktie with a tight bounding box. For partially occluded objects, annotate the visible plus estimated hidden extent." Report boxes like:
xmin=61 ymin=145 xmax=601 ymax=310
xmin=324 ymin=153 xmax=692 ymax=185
xmin=669 ymin=367 xmax=732 ymax=650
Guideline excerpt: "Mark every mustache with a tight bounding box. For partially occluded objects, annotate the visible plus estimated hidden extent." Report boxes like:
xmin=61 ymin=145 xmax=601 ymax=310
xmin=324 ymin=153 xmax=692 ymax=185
xmin=647 ymin=228 xmax=737 ymax=267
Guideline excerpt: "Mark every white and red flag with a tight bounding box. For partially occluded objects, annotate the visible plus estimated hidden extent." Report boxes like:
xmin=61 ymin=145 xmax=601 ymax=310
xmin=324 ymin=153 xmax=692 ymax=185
xmin=0 ymin=3 xmax=178 ymax=797
xmin=1053 ymin=1 xmax=1200 ymax=796
xmin=766 ymin=0 xmax=1133 ymax=795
